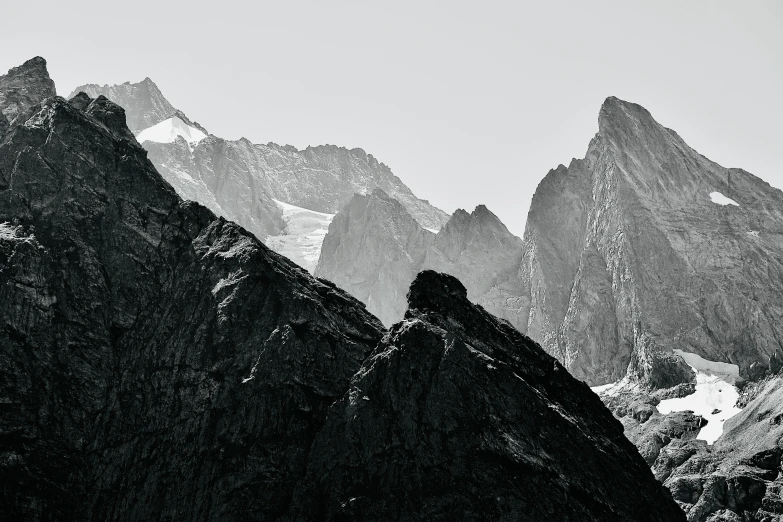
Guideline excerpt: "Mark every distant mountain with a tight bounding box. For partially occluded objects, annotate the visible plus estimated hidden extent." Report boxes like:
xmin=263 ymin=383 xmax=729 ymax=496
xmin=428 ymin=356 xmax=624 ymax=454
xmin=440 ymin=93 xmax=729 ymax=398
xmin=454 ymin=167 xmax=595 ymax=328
xmin=524 ymin=96 xmax=783 ymax=521
xmin=1 ymin=56 xmax=686 ymax=522
xmin=523 ymin=96 xmax=783 ymax=386
xmin=70 ymin=78 xmax=207 ymax=133
xmin=71 ymin=78 xmax=449 ymax=269
xmin=316 ymin=189 xmax=527 ymax=329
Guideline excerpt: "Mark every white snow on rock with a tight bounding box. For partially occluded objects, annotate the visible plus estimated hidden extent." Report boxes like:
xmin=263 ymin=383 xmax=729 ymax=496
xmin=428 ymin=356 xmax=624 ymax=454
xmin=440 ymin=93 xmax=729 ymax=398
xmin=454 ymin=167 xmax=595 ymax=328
xmin=135 ymin=116 xmax=207 ymax=145
xmin=709 ymin=191 xmax=740 ymax=207
xmin=265 ymin=200 xmax=335 ymax=274
xmin=0 ymin=222 xmax=16 ymax=240
xmin=657 ymin=349 xmax=742 ymax=445
xmin=590 ymin=381 xmax=619 ymax=395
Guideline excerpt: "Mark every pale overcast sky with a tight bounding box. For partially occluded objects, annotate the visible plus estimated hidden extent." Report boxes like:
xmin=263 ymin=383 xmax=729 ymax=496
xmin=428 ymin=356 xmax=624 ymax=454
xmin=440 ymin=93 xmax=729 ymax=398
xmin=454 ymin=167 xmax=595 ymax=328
xmin=5 ymin=0 xmax=782 ymax=236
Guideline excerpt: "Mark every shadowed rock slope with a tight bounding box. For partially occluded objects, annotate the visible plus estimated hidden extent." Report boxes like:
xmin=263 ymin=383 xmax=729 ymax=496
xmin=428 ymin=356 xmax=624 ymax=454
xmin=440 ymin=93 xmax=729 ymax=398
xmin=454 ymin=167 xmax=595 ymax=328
xmin=287 ymin=271 xmax=685 ymax=521
xmin=0 ymin=65 xmax=384 ymax=520
xmin=316 ymin=189 xmax=526 ymax=329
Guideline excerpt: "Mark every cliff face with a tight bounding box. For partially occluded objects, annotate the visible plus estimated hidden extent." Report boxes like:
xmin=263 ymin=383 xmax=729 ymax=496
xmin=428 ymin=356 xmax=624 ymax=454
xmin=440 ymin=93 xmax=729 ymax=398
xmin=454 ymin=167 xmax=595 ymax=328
xmin=524 ymin=97 xmax=783 ymax=386
xmin=1 ymin=67 xmax=384 ymax=521
xmin=316 ymin=190 xmax=527 ymax=330
xmin=316 ymin=189 xmax=434 ymax=326
xmin=288 ymin=271 xmax=686 ymax=521
xmin=1 ymin=58 xmax=689 ymax=521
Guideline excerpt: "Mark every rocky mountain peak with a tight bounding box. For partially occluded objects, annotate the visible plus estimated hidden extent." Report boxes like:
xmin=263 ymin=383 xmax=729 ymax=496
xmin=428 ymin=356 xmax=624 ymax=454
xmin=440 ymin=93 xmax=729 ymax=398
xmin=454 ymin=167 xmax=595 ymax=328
xmin=0 ymin=55 xmax=56 ymax=127
xmin=291 ymin=269 xmax=686 ymax=521
xmin=70 ymin=76 xmax=180 ymax=133
xmin=406 ymin=269 xmax=468 ymax=317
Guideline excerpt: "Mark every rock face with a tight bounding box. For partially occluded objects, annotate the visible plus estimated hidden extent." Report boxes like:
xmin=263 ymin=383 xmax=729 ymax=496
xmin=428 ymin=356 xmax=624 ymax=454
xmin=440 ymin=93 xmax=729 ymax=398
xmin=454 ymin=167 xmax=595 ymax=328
xmin=287 ymin=271 xmax=686 ymax=521
xmin=523 ymin=97 xmax=783 ymax=386
xmin=316 ymin=189 xmax=527 ymax=329
xmin=627 ymin=374 xmax=783 ymax=521
xmin=0 ymin=57 xmax=687 ymax=522
xmin=70 ymin=77 xmax=206 ymax=133
xmin=73 ymin=78 xmax=448 ymax=263
xmin=0 ymin=57 xmax=56 ymax=127
xmin=0 ymin=65 xmax=384 ymax=521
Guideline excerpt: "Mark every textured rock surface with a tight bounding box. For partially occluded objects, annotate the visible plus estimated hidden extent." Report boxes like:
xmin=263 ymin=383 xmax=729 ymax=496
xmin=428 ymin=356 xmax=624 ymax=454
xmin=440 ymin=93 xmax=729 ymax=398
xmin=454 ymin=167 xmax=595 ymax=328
xmin=1 ymin=58 xmax=689 ymax=522
xmin=0 ymin=69 xmax=384 ymax=520
xmin=317 ymin=189 xmax=432 ymax=325
xmin=523 ymin=97 xmax=783 ymax=386
xmin=604 ymin=376 xmax=783 ymax=521
xmin=0 ymin=57 xmax=56 ymax=127
xmin=142 ymin=137 xmax=287 ymax=241
xmin=316 ymin=189 xmax=527 ymax=329
xmin=287 ymin=271 xmax=686 ymax=521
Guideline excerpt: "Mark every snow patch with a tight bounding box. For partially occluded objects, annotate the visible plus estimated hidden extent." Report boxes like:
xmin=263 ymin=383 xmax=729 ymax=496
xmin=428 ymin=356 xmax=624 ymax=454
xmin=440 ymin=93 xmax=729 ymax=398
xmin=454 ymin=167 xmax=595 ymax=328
xmin=424 ymin=227 xmax=440 ymax=234
xmin=709 ymin=191 xmax=740 ymax=207
xmin=590 ymin=381 xmax=619 ymax=395
xmin=0 ymin=222 xmax=17 ymax=240
xmin=135 ymin=116 xmax=207 ymax=145
xmin=265 ymin=200 xmax=335 ymax=274
xmin=657 ymin=349 xmax=742 ymax=445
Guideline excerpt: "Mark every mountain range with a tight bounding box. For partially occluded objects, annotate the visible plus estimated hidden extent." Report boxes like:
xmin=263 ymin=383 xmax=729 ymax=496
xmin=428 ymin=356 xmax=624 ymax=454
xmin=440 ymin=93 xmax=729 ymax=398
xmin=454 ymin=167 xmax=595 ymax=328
xmin=71 ymin=80 xmax=449 ymax=271
xmin=0 ymin=56 xmax=687 ymax=521
xmin=3 ymin=54 xmax=783 ymax=521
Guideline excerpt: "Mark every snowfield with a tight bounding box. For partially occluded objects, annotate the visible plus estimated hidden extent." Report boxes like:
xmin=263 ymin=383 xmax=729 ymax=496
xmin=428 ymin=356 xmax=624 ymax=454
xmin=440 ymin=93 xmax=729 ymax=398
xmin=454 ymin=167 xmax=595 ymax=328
xmin=709 ymin=191 xmax=740 ymax=207
xmin=135 ymin=116 xmax=207 ymax=145
xmin=657 ymin=349 xmax=742 ymax=445
xmin=265 ymin=200 xmax=335 ymax=274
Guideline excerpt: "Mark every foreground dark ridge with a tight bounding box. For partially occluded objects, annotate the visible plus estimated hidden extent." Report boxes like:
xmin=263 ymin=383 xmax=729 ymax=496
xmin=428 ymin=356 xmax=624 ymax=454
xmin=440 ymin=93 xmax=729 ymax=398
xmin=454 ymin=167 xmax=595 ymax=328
xmin=1 ymin=57 xmax=683 ymax=521
xmin=289 ymin=271 xmax=685 ymax=521
xmin=0 ymin=59 xmax=385 ymax=520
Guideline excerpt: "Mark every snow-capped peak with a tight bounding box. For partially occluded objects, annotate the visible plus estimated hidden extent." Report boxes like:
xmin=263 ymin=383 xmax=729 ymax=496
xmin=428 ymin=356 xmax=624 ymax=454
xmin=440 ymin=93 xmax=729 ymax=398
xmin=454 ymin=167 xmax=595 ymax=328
xmin=135 ymin=116 xmax=207 ymax=145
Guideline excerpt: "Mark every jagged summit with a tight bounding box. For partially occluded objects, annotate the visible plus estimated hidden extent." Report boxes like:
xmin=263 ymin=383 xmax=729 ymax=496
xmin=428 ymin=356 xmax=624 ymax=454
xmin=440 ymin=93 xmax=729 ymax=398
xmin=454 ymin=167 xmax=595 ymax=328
xmin=317 ymin=190 xmax=528 ymax=330
xmin=406 ymin=269 xmax=468 ymax=317
xmin=0 ymin=55 xmax=56 ymax=128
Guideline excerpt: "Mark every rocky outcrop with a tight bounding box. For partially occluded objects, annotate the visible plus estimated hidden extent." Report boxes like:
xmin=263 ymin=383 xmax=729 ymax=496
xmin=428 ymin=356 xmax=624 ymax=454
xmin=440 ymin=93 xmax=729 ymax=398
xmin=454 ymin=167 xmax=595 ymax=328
xmin=0 ymin=65 xmax=384 ymax=521
xmin=316 ymin=189 xmax=527 ymax=329
xmin=70 ymin=77 xmax=206 ymax=133
xmin=0 ymin=57 xmax=56 ymax=127
xmin=524 ymin=97 xmax=783 ymax=386
xmin=619 ymin=375 xmax=783 ymax=521
xmin=287 ymin=271 xmax=686 ymax=521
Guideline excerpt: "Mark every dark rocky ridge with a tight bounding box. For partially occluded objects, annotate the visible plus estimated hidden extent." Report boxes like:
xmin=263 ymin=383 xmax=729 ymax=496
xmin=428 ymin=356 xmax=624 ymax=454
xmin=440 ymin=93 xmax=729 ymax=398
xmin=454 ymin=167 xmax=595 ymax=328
xmin=287 ymin=271 xmax=685 ymax=521
xmin=0 ymin=57 xmax=56 ymax=128
xmin=0 ymin=70 xmax=384 ymax=520
xmin=316 ymin=189 xmax=527 ymax=329
xmin=0 ymin=58 xmax=688 ymax=521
